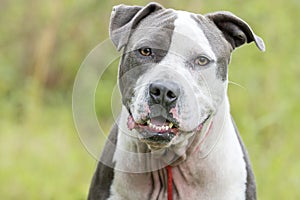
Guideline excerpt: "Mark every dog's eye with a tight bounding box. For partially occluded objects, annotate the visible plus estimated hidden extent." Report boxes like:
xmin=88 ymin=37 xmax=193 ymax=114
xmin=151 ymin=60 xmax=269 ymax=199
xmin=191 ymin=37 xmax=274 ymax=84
xmin=195 ymin=56 xmax=210 ymax=66
xmin=138 ymin=47 xmax=152 ymax=56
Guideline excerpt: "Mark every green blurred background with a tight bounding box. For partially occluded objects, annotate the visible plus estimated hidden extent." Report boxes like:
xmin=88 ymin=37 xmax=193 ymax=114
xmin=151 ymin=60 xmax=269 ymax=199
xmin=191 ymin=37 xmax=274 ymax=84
xmin=0 ymin=0 xmax=299 ymax=199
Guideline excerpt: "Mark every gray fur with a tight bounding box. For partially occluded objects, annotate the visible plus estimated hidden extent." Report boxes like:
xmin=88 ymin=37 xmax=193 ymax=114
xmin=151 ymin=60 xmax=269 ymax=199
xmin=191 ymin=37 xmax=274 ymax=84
xmin=191 ymin=14 xmax=232 ymax=81
xmin=112 ymin=4 xmax=177 ymax=110
xmin=192 ymin=12 xmax=265 ymax=81
xmin=206 ymin=11 xmax=265 ymax=52
xmin=88 ymin=123 xmax=118 ymax=200
xmin=206 ymin=11 xmax=266 ymax=51
xmin=110 ymin=3 xmax=164 ymax=51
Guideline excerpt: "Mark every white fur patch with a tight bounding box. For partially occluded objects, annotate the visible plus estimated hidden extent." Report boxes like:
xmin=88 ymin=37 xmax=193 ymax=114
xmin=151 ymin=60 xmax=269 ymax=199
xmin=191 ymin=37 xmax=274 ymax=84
xmin=172 ymin=11 xmax=216 ymax=60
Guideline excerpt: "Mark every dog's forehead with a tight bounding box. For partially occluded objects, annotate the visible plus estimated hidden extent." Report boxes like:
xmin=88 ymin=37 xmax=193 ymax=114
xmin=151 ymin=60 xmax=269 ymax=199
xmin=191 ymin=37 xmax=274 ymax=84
xmin=129 ymin=9 xmax=229 ymax=60
xmin=171 ymin=10 xmax=216 ymax=60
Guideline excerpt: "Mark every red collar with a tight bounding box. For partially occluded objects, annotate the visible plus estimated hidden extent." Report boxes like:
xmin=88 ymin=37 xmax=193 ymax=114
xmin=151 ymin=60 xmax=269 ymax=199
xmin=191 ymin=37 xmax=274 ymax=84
xmin=166 ymin=165 xmax=173 ymax=200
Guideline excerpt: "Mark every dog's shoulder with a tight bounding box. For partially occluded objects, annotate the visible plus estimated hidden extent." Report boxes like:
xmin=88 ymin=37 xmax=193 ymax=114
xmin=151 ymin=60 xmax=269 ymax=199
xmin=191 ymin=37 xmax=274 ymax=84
xmin=88 ymin=122 xmax=119 ymax=200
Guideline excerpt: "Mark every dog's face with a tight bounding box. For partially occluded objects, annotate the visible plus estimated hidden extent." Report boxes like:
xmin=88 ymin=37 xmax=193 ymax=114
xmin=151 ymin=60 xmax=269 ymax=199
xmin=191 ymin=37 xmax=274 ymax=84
xmin=110 ymin=3 xmax=265 ymax=151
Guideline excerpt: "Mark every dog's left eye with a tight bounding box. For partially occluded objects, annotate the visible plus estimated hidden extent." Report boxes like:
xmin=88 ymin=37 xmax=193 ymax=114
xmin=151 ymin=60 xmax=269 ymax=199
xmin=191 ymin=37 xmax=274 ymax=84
xmin=195 ymin=56 xmax=210 ymax=66
xmin=138 ymin=47 xmax=152 ymax=56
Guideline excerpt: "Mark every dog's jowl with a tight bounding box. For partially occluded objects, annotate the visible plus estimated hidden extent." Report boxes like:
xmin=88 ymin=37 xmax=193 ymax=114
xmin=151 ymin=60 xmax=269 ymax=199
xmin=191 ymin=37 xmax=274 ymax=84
xmin=88 ymin=2 xmax=265 ymax=200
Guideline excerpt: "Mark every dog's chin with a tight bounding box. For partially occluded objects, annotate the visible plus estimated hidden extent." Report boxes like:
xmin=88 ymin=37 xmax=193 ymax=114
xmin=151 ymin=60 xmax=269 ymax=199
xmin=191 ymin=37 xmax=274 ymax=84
xmin=139 ymin=130 xmax=176 ymax=150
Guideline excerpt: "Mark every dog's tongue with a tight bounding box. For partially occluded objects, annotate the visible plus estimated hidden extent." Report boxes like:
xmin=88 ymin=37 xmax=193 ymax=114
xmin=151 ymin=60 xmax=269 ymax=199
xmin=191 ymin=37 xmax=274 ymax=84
xmin=151 ymin=116 xmax=167 ymax=126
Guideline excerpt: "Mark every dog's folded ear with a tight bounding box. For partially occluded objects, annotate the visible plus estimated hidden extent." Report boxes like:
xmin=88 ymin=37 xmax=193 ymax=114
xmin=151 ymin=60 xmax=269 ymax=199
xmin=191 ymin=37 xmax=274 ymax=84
xmin=206 ymin=11 xmax=265 ymax=52
xmin=109 ymin=2 xmax=164 ymax=51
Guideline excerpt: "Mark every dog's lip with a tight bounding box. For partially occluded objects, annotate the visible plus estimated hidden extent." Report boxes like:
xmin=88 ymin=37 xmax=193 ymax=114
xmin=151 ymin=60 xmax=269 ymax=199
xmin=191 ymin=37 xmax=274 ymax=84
xmin=196 ymin=114 xmax=212 ymax=131
xmin=127 ymin=113 xmax=212 ymax=134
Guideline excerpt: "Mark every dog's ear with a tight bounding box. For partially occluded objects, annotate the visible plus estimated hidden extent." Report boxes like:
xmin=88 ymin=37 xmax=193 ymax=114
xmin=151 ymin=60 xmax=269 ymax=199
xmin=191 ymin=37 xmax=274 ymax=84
xmin=109 ymin=2 xmax=164 ymax=51
xmin=206 ymin=11 xmax=265 ymax=51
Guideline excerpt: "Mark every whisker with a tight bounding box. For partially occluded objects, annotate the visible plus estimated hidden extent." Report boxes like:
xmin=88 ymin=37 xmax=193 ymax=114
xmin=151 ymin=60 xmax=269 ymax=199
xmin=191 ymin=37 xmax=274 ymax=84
xmin=228 ymin=80 xmax=246 ymax=90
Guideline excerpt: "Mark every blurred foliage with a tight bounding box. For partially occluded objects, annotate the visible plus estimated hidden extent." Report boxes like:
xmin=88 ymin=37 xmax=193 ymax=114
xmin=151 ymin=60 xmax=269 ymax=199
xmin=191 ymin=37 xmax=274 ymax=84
xmin=0 ymin=0 xmax=299 ymax=199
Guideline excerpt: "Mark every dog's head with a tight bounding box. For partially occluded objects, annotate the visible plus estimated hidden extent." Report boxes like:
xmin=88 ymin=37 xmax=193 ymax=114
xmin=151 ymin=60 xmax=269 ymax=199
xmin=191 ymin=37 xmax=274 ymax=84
xmin=110 ymin=3 xmax=264 ymax=152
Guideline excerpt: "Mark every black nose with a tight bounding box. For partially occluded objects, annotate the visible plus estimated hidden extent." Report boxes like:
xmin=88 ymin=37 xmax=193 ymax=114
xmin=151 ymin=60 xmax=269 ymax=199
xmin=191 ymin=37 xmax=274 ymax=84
xmin=149 ymin=81 xmax=180 ymax=107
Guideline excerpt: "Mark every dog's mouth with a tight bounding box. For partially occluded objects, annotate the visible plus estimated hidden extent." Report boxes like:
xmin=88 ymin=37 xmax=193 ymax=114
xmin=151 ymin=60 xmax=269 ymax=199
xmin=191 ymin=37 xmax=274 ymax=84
xmin=127 ymin=113 xmax=211 ymax=148
xmin=130 ymin=116 xmax=179 ymax=133
xmin=128 ymin=115 xmax=179 ymax=145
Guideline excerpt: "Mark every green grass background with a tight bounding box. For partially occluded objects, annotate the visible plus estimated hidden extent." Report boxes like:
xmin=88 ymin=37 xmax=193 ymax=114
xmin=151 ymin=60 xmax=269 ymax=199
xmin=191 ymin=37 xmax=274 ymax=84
xmin=0 ymin=0 xmax=299 ymax=199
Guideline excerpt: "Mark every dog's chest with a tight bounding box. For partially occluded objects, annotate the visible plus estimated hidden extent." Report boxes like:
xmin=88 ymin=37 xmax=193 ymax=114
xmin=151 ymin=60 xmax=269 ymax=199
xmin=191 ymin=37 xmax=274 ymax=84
xmin=110 ymin=159 xmax=246 ymax=200
xmin=109 ymin=120 xmax=247 ymax=200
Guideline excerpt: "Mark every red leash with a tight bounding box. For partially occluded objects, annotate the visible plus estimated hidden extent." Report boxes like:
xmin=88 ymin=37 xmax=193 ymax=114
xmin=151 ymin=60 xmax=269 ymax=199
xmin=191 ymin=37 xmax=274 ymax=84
xmin=166 ymin=165 xmax=173 ymax=200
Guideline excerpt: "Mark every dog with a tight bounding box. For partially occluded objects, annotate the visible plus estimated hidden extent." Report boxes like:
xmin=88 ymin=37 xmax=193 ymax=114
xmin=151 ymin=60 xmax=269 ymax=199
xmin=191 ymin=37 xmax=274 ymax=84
xmin=88 ymin=2 xmax=265 ymax=200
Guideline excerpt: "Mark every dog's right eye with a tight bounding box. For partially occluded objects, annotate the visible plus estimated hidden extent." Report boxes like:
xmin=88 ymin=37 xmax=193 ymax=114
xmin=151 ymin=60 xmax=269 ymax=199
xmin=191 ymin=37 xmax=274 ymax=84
xmin=138 ymin=47 xmax=152 ymax=56
xmin=195 ymin=56 xmax=211 ymax=66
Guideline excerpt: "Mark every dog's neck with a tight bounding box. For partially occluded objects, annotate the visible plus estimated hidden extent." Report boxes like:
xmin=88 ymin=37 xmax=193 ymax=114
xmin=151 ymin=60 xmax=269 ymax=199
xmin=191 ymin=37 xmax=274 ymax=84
xmin=193 ymin=94 xmax=231 ymax=156
xmin=169 ymin=95 xmax=247 ymax=199
xmin=172 ymin=93 xmax=231 ymax=163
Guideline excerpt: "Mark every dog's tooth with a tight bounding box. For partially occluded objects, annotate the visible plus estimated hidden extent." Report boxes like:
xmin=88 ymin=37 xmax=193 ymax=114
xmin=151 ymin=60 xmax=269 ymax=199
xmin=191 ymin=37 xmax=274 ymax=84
xmin=147 ymin=120 xmax=150 ymax=125
xmin=169 ymin=123 xmax=173 ymax=128
xmin=165 ymin=126 xmax=169 ymax=131
xmin=157 ymin=127 xmax=162 ymax=131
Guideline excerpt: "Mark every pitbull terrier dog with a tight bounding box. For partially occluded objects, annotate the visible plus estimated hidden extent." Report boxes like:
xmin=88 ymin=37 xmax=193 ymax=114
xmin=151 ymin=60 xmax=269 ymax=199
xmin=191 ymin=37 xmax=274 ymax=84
xmin=88 ymin=2 xmax=265 ymax=200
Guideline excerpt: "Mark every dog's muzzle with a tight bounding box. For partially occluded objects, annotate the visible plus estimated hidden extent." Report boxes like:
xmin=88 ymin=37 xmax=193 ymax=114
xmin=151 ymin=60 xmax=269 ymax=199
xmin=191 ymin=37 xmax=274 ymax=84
xmin=127 ymin=80 xmax=181 ymax=147
xmin=127 ymin=79 xmax=212 ymax=149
